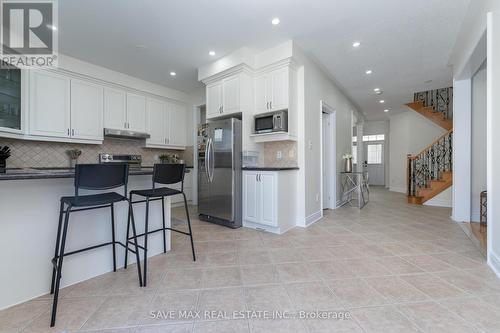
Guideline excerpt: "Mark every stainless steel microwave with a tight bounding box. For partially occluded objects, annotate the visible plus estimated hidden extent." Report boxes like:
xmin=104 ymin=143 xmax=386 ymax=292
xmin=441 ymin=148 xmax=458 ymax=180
xmin=254 ymin=110 xmax=288 ymax=134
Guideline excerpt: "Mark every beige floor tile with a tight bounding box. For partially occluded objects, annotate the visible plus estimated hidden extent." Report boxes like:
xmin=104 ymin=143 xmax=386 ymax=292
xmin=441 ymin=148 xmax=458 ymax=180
xmin=237 ymin=250 xmax=272 ymax=265
xmin=308 ymin=260 xmax=357 ymax=279
xmin=375 ymin=256 xmax=423 ymax=274
xmin=343 ymin=258 xmax=392 ymax=277
xmin=240 ymin=264 xmax=280 ymax=286
xmin=284 ymin=282 xmax=342 ymax=311
xmin=301 ymin=315 xmax=364 ymax=333
xmin=275 ymin=262 xmax=319 ymax=283
xmin=193 ymin=319 xmax=249 ymax=332
xmin=400 ymin=254 xmax=458 ymax=272
xmin=23 ymin=297 xmax=105 ymax=333
xmin=364 ymin=276 xmax=429 ymax=303
xmin=399 ymin=273 xmax=468 ymax=300
xmin=351 ymin=305 xmax=421 ymax=333
xmin=82 ymin=295 xmax=154 ymax=330
xmin=138 ymin=290 xmax=199 ymax=325
xmin=440 ymin=297 xmax=500 ymax=332
xmin=325 ymin=278 xmax=389 ymax=307
xmin=197 ymin=251 xmax=238 ymax=267
xmin=158 ymin=268 xmax=203 ymax=292
xmin=248 ymin=319 xmax=307 ymax=333
xmin=436 ymin=270 xmax=500 ymax=295
xmin=196 ymin=288 xmax=246 ymax=321
xmin=431 ymin=253 xmax=485 ymax=270
xmin=201 ymin=267 xmax=242 ymax=288
xmin=244 ymin=285 xmax=294 ymax=313
xmin=266 ymin=248 xmax=303 ymax=263
xmin=134 ymin=323 xmax=192 ymax=332
xmin=397 ymin=301 xmax=480 ymax=333
xmin=0 ymin=300 xmax=50 ymax=333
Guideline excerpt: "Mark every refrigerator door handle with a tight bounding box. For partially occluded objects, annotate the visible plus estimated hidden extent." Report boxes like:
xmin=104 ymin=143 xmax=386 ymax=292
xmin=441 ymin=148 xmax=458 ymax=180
xmin=205 ymin=139 xmax=211 ymax=182
xmin=209 ymin=138 xmax=215 ymax=182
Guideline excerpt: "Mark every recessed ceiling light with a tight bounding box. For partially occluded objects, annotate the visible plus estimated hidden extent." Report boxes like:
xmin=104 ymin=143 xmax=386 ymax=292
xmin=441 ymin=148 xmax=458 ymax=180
xmin=271 ymin=17 xmax=280 ymax=25
xmin=365 ymin=70 xmax=372 ymax=75
xmin=209 ymin=50 xmax=216 ymax=56
xmin=170 ymin=71 xmax=176 ymax=76
xmin=374 ymin=88 xmax=380 ymax=92
xmin=47 ymin=24 xmax=57 ymax=31
xmin=352 ymin=41 xmax=361 ymax=48
xmin=379 ymin=100 xmax=385 ymax=104
xmin=384 ymin=109 xmax=389 ymax=113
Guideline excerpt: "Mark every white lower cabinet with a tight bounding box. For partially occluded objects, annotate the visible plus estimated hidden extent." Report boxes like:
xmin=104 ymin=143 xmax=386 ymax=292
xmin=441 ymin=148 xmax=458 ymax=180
xmin=243 ymin=170 xmax=297 ymax=234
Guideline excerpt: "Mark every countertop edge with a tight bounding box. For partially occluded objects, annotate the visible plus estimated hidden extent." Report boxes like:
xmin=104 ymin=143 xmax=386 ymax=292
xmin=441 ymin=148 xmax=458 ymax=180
xmin=241 ymin=167 xmax=299 ymax=171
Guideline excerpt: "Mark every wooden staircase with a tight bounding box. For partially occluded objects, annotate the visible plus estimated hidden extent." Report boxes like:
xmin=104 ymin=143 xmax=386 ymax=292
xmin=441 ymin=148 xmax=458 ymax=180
xmin=406 ymin=87 xmax=453 ymax=205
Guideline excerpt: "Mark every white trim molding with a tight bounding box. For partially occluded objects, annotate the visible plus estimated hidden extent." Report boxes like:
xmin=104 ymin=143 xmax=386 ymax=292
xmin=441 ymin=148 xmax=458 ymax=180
xmin=304 ymin=210 xmax=322 ymax=227
xmin=489 ymin=251 xmax=500 ymax=279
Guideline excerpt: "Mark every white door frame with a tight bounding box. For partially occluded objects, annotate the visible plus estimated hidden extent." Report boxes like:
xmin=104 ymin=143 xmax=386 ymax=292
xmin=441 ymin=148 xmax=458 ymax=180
xmin=320 ymin=100 xmax=337 ymax=211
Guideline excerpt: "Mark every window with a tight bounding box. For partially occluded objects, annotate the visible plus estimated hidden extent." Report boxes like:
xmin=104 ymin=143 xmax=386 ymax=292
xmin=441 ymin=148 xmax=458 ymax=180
xmin=367 ymin=144 xmax=383 ymax=164
xmin=352 ymin=145 xmax=357 ymax=164
xmin=362 ymin=134 xmax=385 ymax=142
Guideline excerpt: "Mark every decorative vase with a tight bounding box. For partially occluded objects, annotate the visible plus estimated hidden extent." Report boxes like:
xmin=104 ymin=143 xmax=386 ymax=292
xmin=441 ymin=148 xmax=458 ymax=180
xmin=344 ymin=158 xmax=353 ymax=173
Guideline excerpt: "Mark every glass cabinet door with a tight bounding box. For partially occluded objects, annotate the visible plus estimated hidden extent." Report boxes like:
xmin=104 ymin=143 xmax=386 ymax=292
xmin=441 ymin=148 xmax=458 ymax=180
xmin=0 ymin=62 xmax=21 ymax=131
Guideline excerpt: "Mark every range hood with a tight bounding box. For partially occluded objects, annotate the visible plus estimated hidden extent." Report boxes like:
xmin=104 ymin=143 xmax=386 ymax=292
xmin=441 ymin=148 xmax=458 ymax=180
xmin=104 ymin=128 xmax=150 ymax=139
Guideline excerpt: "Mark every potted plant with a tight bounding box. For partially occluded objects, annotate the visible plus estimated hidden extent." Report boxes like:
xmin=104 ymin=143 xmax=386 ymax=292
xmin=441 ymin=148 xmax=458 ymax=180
xmin=343 ymin=153 xmax=353 ymax=173
xmin=66 ymin=149 xmax=82 ymax=168
xmin=158 ymin=154 xmax=171 ymax=164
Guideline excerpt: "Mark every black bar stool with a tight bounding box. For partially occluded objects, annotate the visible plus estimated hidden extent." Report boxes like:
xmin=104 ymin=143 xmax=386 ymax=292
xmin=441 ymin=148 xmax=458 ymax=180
xmin=50 ymin=164 xmax=143 ymax=327
xmin=124 ymin=163 xmax=196 ymax=286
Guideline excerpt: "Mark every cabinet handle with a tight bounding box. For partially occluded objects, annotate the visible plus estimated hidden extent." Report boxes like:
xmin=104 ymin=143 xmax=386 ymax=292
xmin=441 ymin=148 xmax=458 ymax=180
xmin=71 ymin=129 xmax=74 ymax=136
xmin=270 ymin=101 xmax=272 ymax=109
xmin=67 ymin=128 xmax=70 ymax=136
xmin=266 ymin=102 xmax=269 ymax=109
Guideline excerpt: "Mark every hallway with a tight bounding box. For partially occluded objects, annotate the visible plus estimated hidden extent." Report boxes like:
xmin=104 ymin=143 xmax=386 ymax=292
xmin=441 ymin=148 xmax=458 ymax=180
xmin=1 ymin=188 xmax=499 ymax=333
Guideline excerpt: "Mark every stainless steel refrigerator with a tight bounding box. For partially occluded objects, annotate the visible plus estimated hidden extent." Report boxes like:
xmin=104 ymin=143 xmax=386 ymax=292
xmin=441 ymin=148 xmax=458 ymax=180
xmin=198 ymin=118 xmax=242 ymax=228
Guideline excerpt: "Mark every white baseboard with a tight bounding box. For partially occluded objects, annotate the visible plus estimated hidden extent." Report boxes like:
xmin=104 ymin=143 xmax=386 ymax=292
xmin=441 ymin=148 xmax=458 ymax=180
xmin=390 ymin=186 xmax=406 ymax=193
xmin=488 ymin=251 xmax=500 ymax=279
xmin=470 ymin=211 xmax=481 ymax=222
xmin=304 ymin=210 xmax=322 ymax=227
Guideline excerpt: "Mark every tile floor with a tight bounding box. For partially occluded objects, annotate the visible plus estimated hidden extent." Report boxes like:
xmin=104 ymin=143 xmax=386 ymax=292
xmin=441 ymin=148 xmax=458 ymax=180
xmin=1 ymin=188 xmax=500 ymax=333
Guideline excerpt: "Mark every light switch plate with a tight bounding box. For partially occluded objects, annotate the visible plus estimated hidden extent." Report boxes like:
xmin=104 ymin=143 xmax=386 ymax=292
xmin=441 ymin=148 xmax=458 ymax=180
xmin=276 ymin=151 xmax=282 ymax=159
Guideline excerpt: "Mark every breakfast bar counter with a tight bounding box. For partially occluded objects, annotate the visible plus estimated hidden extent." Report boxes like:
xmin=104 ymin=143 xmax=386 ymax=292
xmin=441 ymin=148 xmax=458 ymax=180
xmin=0 ymin=171 xmax=179 ymax=310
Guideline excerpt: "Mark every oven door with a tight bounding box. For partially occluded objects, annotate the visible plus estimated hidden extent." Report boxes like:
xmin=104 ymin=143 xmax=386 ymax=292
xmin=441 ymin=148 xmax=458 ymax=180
xmin=254 ymin=115 xmax=274 ymax=133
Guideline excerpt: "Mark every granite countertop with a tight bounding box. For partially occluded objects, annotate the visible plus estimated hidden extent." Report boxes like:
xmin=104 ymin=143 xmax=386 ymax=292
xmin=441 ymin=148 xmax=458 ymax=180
xmin=241 ymin=166 xmax=299 ymax=171
xmin=0 ymin=165 xmax=193 ymax=181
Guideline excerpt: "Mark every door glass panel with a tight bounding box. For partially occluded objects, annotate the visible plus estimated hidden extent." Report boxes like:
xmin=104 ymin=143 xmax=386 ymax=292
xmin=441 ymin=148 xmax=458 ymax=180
xmin=0 ymin=62 xmax=21 ymax=130
xmin=367 ymin=144 xmax=383 ymax=164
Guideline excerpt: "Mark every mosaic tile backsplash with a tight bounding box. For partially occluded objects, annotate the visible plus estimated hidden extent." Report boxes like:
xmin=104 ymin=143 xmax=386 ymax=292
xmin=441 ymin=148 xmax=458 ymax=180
xmin=263 ymin=141 xmax=298 ymax=168
xmin=0 ymin=137 xmax=192 ymax=169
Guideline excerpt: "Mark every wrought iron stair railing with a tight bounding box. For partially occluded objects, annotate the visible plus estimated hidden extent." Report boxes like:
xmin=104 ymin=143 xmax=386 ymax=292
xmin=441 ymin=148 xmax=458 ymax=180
xmin=407 ymin=130 xmax=453 ymax=197
xmin=414 ymin=87 xmax=453 ymax=120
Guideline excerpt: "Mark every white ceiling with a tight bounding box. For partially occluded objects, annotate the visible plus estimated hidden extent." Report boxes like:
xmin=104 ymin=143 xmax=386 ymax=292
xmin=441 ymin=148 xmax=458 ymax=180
xmin=59 ymin=0 xmax=471 ymax=120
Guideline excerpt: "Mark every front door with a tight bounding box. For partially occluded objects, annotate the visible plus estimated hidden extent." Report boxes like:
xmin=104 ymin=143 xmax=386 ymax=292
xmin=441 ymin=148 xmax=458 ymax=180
xmin=363 ymin=142 xmax=385 ymax=186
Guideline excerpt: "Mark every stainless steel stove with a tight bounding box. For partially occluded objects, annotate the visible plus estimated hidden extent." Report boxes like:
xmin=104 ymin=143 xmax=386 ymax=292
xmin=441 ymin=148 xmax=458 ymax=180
xmin=99 ymin=154 xmax=142 ymax=169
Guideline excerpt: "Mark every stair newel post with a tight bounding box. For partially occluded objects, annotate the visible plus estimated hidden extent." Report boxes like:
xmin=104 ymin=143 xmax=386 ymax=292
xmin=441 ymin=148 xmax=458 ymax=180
xmin=407 ymin=155 xmax=412 ymax=196
xmin=448 ymin=131 xmax=453 ymax=172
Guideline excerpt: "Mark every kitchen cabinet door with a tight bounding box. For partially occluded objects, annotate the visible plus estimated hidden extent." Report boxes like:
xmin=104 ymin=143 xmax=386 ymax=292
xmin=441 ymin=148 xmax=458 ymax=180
xmin=206 ymin=82 xmax=222 ymax=119
xmin=169 ymin=103 xmax=186 ymax=146
xmin=254 ymin=74 xmax=270 ymax=114
xmin=243 ymin=172 xmax=260 ymax=223
xmin=126 ymin=93 xmax=147 ymax=132
xmin=29 ymin=71 xmax=71 ymax=138
xmin=146 ymin=97 xmax=166 ymax=145
xmin=222 ymin=76 xmax=239 ymax=115
xmin=104 ymin=88 xmax=127 ymax=130
xmin=259 ymin=173 xmax=277 ymax=226
xmin=70 ymin=80 xmax=104 ymax=140
xmin=270 ymin=67 xmax=289 ymax=111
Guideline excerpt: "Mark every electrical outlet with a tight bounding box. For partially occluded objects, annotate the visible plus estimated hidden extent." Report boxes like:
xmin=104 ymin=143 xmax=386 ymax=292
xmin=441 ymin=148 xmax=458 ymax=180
xmin=276 ymin=151 xmax=282 ymax=159
xmin=308 ymin=140 xmax=313 ymax=150
xmin=315 ymin=193 xmax=320 ymax=202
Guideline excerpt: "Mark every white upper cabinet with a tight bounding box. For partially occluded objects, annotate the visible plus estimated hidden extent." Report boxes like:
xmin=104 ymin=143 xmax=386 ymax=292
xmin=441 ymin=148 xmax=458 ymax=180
xmin=145 ymin=98 xmax=187 ymax=149
xmin=146 ymin=97 xmax=167 ymax=146
xmin=126 ymin=93 xmax=147 ymax=132
xmin=222 ymin=75 xmax=240 ymax=114
xmin=104 ymin=88 xmax=127 ymax=130
xmin=29 ymin=71 xmax=71 ymax=138
xmin=70 ymin=80 xmax=104 ymax=141
xmin=206 ymin=82 xmax=222 ymax=119
xmin=254 ymin=66 xmax=290 ymax=114
xmin=169 ymin=103 xmax=187 ymax=147
xmin=205 ymin=70 xmax=252 ymax=120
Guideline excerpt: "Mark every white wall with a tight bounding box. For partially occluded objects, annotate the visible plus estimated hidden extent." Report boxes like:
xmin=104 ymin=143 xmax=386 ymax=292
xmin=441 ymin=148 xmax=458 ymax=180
xmin=389 ymin=111 xmax=447 ymax=194
xmin=471 ymin=62 xmax=487 ymax=221
xmin=292 ymin=44 xmax=360 ymax=221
